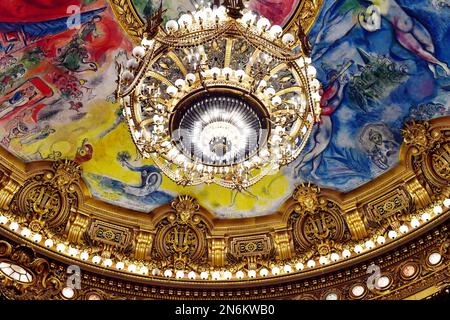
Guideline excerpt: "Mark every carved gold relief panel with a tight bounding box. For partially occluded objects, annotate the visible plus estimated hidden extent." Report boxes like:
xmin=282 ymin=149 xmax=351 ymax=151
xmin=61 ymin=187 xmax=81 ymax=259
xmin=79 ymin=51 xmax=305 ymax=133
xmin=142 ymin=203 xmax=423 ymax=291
xmin=152 ymin=196 xmax=209 ymax=270
xmin=290 ymin=184 xmax=349 ymax=256
xmin=11 ymin=160 xmax=82 ymax=234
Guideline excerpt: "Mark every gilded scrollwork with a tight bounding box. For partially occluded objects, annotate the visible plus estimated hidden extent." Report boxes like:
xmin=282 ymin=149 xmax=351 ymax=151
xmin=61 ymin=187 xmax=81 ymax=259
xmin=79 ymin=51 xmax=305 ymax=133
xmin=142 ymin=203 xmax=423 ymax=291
xmin=0 ymin=241 xmax=63 ymax=300
xmin=10 ymin=160 xmax=81 ymax=234
xmin=291 ymin=184 xmax=349 ymax=256
xmin=363 ymin=188 xmax=413 ymax=229
xmin=151 ymin=196 xmax=209 ymax=271
xmin=0 ymin=117 xmax=449 ymax=299
xmin=403 ymin=120 xmax=450 ymax=197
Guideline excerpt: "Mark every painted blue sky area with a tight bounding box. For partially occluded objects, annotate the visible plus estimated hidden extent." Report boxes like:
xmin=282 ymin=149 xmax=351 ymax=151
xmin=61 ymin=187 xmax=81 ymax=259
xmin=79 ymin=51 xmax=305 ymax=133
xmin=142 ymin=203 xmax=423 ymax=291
xmin=287 ymin=0 xmax=450 ymax=192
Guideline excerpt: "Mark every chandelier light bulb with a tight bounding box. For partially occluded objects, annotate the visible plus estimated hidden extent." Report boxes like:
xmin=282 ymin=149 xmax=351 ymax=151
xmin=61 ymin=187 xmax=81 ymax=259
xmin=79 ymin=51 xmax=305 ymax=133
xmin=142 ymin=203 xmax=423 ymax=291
xmin=56 ymin=243 xmax=66 ymax=253
xmin=365 ymin=240 xmax=375 ymax=249
xmin=224 ymin=271 xmax=232 ymax=280
xmin=271 ymin=96 xmax=282 ymax=106
xmin=256 ymin=17 xmax=271 ymax=31
xmin=178 ymin=14 xmax=193 ymax=28
xmin=68 ymin=247 xmax=78 ymax=257
xmin=248 ymin=270 xmax=256 ymax=278
xmin=354 ymin=245 xmax=363 ymax=254
xmin=319 ymin=257 xmax=328 ymax=265
xmin=212 ymin=271 xmax=221 ymax=280
xmin=188 ymin=271 xmax=196 ymax=279
xmin=104 ymin=259 xmax=113 ymax=267
xmin=92 ymin=255 xmax=101 ymax=264
xmin=126 ymin=58 xmax=139 ymax=70
xmin=200 ymin=271 xmax=209 ymax=280
xmin=283 ymin=265 xmax=292 ymax=273
xmin=269 ymin=25 xmax=283 ymax=38
xmin=0 ymin=215 xmax=7 ymax=225
xmin=176 ymin=271 xmax=185 ymax=279
xmin=282 ymin=33 xmax=295 ymax=46
xmin=132 ymin=46 xmax=146 ymax=59
xmin=166 ymin=20 xmax=179 ymax=33
xmin=141 ymin=37 xmax=154 ymax=47
xmin=295 ymin=262 xmax=304 ymax=271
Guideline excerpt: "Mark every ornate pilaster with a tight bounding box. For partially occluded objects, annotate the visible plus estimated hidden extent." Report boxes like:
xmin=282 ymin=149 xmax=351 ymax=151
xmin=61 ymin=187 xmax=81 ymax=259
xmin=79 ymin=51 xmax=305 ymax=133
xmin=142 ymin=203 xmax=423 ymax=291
xmin=134 ymin=231 xmax=153 ymax=260
xmin=273 ymin=231 xmax=293 ymax=261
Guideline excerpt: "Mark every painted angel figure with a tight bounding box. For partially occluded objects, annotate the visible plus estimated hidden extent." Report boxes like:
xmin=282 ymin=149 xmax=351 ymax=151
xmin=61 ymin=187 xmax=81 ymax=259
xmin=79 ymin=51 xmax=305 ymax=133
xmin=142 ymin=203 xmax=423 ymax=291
xmin=313 ymin=0 xmax=449 ymax=77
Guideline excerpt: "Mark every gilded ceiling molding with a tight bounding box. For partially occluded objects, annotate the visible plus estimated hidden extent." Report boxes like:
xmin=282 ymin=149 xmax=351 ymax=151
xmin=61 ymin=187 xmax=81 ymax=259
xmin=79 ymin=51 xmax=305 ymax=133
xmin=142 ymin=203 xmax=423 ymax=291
xmin=107 ymin=0 xmax=323 ymax=44
xmin=0 ymin=116 xmax=449 ymax=295
xmin=0 ymin=241 xmax=64 ymax=300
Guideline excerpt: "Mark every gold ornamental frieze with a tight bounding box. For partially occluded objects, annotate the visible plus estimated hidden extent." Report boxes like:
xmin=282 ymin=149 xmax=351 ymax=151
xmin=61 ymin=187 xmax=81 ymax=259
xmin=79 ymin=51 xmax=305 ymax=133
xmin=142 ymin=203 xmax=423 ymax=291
xmin=12 ymin=160 xmax=82 ymax=233
xmin=0 ymin=116 xmax=449 ymax=293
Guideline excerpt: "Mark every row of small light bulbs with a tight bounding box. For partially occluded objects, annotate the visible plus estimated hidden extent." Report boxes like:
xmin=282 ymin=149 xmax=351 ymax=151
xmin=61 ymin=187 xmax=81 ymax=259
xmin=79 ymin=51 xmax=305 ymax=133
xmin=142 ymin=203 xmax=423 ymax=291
xmin=1 ymin=198 xmax=448 ymax=281
xmin=163 ymin=6 xmax=297 ymax=47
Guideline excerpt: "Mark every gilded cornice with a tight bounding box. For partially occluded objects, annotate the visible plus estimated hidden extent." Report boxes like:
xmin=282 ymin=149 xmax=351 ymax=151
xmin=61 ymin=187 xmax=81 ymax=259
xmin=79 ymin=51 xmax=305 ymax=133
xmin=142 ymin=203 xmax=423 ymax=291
xmin=0 ymin=116 xmax=449 ymax=299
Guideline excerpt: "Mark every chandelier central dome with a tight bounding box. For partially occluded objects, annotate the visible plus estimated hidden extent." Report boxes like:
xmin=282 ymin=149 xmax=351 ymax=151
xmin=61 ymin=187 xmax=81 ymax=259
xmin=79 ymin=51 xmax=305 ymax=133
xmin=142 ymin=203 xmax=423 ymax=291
xmin=172 ymin=91 xmax=269 ymax=167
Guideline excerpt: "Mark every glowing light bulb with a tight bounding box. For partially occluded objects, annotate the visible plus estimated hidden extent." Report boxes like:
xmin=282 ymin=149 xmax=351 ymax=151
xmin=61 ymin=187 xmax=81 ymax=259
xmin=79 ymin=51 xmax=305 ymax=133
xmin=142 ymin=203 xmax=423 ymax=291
xmin=388 ymin=230 xmax=397 ymax=239
xmin=164 ymin=269 xmax=173 ymax=278
xmin=399 ymin=225 xmax=409 ymax=234
xmin=295 ymin=262 xmax=304 ymax=271
xmin=116 ymin=262 xmax=125 ymax=270
xmin=377 ymin=236 xmax=386 ymax=245
xmin=331 ymin=253 xmax=340 ymax=262
xmin=260 ymin=268 xmax=269 ymax=277
xmin=342 ymin=249 xmax=351 ymax=258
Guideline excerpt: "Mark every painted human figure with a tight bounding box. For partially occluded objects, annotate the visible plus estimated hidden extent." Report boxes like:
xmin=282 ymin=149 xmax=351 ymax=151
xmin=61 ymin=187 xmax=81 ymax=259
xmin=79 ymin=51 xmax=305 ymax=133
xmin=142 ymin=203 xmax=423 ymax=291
xmin=0 ymin=65 xmax=26 ymax=93
xmin=359 ymin=0 xmax=450 ymax=77
xmin=295 ymin=63 xmax=352 ymax=179
xmin=0 ymin=86 xmax=36 ymax=114
xmin=314 ymin=0 xmax=449 ymax=77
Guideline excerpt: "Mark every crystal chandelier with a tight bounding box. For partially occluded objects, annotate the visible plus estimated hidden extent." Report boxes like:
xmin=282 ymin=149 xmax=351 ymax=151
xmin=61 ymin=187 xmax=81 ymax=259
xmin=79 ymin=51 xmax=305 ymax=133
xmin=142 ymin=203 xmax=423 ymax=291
xmin=118 ymin=0 xmax=321 ymax=190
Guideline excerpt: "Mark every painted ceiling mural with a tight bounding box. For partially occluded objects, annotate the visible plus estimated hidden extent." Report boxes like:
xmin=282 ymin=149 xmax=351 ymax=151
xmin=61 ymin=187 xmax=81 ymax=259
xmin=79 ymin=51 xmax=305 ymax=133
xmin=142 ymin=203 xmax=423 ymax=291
xmin=0 ymin=0 xmax=449 ymax=218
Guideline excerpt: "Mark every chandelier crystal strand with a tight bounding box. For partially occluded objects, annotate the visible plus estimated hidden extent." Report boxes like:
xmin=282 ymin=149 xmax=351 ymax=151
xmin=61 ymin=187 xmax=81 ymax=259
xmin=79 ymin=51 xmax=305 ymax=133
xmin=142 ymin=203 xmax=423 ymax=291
xmin=118 ymin=2 xmax=321 ymax=190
